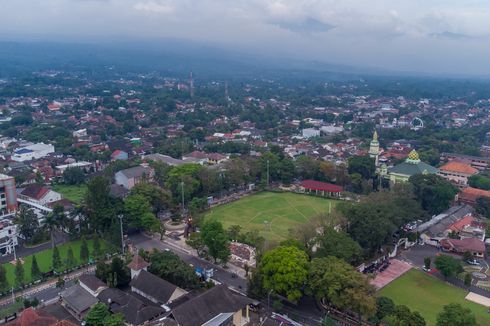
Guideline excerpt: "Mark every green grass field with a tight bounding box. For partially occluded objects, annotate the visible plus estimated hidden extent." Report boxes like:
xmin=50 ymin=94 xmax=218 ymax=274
xmin=204 ymin=192 xmax=337 ymax=243
xmin=379 ymin=269 xmax=490 ymax=326
xmin=52 ymin=184 xmax=87 ymax=204
xmin=1 ymin=239 xmax=110 ymax=288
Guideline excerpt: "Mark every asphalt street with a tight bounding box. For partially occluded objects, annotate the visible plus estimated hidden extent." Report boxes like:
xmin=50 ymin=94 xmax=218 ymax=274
xmin=128 ymin=233 xmax=248 ymax=291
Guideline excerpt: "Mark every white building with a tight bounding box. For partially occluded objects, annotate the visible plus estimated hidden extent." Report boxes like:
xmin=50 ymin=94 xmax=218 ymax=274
xmin=11 ymin=143 xmax=55 ymax=162
xmin=302 ymin=128 xmax=320 ymax=139
xmin=0 ymin=220 xmax=17 ymax=256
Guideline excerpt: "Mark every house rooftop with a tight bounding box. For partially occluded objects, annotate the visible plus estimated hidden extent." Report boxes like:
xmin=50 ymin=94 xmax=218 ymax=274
xmin=130 ymin=270 xmax=181 ymax=304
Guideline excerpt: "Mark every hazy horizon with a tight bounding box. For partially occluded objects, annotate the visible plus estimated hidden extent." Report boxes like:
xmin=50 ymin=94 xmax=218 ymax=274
xmin=2 ymin=1 xmax=490 ymax=76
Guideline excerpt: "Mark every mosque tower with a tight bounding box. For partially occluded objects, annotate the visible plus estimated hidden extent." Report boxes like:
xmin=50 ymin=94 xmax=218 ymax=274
xmin=369 ymin=130 xmax=380 ymax=166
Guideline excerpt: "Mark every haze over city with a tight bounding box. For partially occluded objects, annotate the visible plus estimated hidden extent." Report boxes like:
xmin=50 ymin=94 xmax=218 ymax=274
xmin=2 ymin=0 xmax=490 ymax=76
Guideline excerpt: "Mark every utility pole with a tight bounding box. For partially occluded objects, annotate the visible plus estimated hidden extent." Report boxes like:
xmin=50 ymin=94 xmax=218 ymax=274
xmin=12 ymin=241 xmax=16 ymax=261
xmin=181 ymin=181 xmax=185 ymax=218
xmin=118 ymin=215 xmax=124 ymax=255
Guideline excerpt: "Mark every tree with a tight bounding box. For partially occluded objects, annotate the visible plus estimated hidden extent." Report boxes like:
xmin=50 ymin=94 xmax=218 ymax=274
xmin=52 ymin=246 xmax=61 ymax=270
xmin=468 ymin=174 xmax=490 ymax=190
xmin=376 ymin=296 xmax=396 ymax=321
xmin=130 ymin=182 xmax=172 ymax=214
xmin=66 ymin=246 xmax=76 ymax=268
xmin=475 ymin=197 xmax=490 ymax=218
xmin=103 ymin=313 xmax=125 ymax=326
xmin=84 ymin=176 xmax=117 ymax=234
xmin=260 ymin=246 xmax=309 ymax=303
xmin=201 ymin=221 xmax=230 ymax=264
xmin=63 ymin=167 xmax=85 ymax=185
xmin=140 ymin=212 xmax=160 ymax=233
xmin=436 ymin=303 xmax=476 ymax=326
xmin=14 ymin=206 xmax=39 ymax=242
xmin=227 ymin=225 xmax=242 ymax=241
xmin=307 ymin=256 xmax=376 ymax=318
xmin=384 ymin=305 xmax=426 ymax=326
xmin=464 ymin=273 xmax=472 ymax=288
xmin=124 ymin=193 xmax=153 ymax=229
xmin=314 ymin=227 xmax=362 ymax=265
xmin=31 ymin=255 xmax=41 ymax=280
xmin=0 ymin=264 xmax=8 ymax=291
xmin=348 ymin=156 xmax=375 ymax=179
xmin=80 ymin=237 xmax=90 ymax=263
xmin=15 ymin=259 xmax=24 ymax=286
xmin=95 ymin=257 xmax=130 ymax=288
xmin=186 ymin=232 xmax=206 ymax=257
xmin=424 ymin=257 xmax=431 ymax=270
xmin=149 ymin=250 xmax=200 ymax=289
xmin=93 ymin=236 xmax=101 ymax=259
xmin=434 ymin=255 xmax=463 ymax=279
xmin=84 ymin=302 xmax=110 ymax=326
xmin=410 ymin=174 xmax=458 ymax=215
xmin=44 ymin=205 xmax=66 ymax=248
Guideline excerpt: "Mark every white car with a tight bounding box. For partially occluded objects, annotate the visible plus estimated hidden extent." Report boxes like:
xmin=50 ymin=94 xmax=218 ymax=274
xmin=467 ymin=259 xmax=481 ymax=266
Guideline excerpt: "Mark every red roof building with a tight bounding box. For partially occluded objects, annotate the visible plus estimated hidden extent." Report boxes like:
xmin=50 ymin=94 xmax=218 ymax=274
xmin=300 ymin=180 xmax=343 ymax=197
xmin=458 ymin=187 xmax=490 ymax=205
xmin=440 ymin=237 xmax=486 ymax=258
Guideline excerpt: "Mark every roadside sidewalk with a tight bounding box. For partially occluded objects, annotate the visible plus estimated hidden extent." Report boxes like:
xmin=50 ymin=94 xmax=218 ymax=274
xmin=149 ymin=233 xmax=248 ymax=279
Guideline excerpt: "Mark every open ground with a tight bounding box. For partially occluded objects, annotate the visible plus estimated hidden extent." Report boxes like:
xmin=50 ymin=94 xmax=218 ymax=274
xmin=52 ymin=184 xmax=87 ymax=205
xmin=204 ymin=191 xmax=337 ymax=243
xmin=379 ymin=269 xmax=490 ymax=326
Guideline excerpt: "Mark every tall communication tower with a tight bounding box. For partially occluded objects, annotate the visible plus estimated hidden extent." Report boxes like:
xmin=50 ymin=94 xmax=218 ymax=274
xmin=189 ymin=71 xmax=194 ymax=98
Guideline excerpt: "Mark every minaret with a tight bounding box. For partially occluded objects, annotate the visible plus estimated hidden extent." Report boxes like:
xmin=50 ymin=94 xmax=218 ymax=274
xmin=189 ymin=72 xmax=194 ymax=98
xmin=369 ymin=130 xmax=380 ymax=166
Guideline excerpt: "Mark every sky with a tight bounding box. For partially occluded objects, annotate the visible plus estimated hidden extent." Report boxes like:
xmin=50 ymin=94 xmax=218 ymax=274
xmin=2 ymin=0 xmax=490 ymax=76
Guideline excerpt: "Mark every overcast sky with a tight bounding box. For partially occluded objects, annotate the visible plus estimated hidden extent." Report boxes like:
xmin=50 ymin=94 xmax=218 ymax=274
xmin=2 ymin=0 xmax=490 ymax=75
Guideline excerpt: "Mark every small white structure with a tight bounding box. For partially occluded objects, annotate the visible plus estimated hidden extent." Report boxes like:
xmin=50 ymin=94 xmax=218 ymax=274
xmin=0 ymin=219 xmax=17 ymax=255
xmin=11 ymin=143 xmax=54 ymax=162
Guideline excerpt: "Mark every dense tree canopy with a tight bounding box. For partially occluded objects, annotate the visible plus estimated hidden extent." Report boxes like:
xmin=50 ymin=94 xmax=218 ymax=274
xmin=436 ymin=303 xmax=477 ymax=326
xmin=260 ymin=246 xmax=309 ymax=303
xmin=409 ymin=174 xmax=458 ymax=215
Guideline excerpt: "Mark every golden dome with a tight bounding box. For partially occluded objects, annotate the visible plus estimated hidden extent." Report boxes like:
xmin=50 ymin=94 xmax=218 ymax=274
xmin=408 ymin=149 xmax=419 ymax=161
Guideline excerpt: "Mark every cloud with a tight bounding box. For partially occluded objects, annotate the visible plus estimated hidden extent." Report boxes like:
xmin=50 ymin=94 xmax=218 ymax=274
xmin=272 ymin=17 xmax=335 ymax=34
xmin=134 ymin=1 xmax=174 ymax=14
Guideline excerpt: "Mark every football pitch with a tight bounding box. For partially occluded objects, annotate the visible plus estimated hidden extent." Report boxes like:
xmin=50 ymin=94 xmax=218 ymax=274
xmin=379 ymin=269 xmax=490 ymax=325
xmin=204 ymin=191 xmax=337 ymax=243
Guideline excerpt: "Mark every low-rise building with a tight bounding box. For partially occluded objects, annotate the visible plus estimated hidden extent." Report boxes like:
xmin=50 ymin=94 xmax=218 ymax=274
xmin=19 ymin=184 xmax=62 ymax=206
xmin=11 ymin=143 xmax=55 ymax=162
xmin=115 ymin=165 xmax=154 ymax=190
xmin=0 ymin=219 xmax=17 ymax=256
xmin=438 ymin=161 xmax=478 ymax=188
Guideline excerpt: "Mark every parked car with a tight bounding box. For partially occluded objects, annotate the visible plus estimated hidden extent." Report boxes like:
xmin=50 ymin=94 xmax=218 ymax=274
xmin=422 ymin=266 xmax=431 ymax=272
xmin=467 ymin=259 xmax=481 ymax=266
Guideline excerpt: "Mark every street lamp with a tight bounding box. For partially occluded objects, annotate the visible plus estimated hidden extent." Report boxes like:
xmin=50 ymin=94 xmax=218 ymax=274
xmin=267 ymin=289 xmax=273 ymax=314
xmin=118 ymin=215 xmax=124 ymax=255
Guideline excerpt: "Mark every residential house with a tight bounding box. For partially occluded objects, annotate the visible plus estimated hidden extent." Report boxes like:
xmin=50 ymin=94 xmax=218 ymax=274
xmin=5 ymin=307 xmax=77 ymax=326
xmin=417 ymin=205 xmax=474 ymax=246
xmin=130 ymin=270 xmax=187 ymax=305
xmin=19 ymin=184 xmax=62 ymax=206
xmin=79 ymin=274 xmax=108 ymax=297
xmin=169 ymin=285 xmax=253 ymax=326
xmin=440 ymin=237 xmax=486 ymax=258
xmin=19 ymin=184 xmax=61 ymax=206
xmin=61 ymin=284 xmax=98 ymax=321
xmin=115 ymin=165 xmax=154 ymax=190
xmin=438 ymin=161 xmax=478 ymax=188
xmin=111 ymin=150 xmax=129 ymax=161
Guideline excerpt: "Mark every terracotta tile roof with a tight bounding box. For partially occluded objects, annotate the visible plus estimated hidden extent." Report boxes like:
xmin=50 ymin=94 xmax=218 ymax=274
xmin=20 ymin=184 xmax=50 ymax=200
xmin=5 ymin=307 xmax=76 ymax=326
xmin=448 ymin=215 xmax=474 ymax=232
xmin=459 ymin=187 xmax=490 ymax=204
xmin=440 ymin=162 xmax=478 ymax=175
xmin=440 ymin=237 xmax=485 ymax=253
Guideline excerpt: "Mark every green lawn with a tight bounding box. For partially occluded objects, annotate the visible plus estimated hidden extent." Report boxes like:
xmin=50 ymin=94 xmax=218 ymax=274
xmin=1 ymin=239 xmax=110 ymax=288
xmin=379 ymin=269 xmax=490 ymax=326
xmin=52 ymin=184 xmax=87 ymax=204
xmin=204 ymin=192 xmax=337 ymax=243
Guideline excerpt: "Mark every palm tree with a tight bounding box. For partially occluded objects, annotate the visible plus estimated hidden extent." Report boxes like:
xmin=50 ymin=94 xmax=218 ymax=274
xmin=43 ymin=205 xmax=67 ymax=248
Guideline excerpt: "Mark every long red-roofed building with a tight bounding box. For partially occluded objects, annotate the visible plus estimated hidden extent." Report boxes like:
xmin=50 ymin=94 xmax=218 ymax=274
xmin=300 ymin=180 xmax=343 ymax=197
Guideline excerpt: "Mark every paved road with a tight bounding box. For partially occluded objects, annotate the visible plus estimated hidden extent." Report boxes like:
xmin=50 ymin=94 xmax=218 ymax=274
xmin=0 ymin=231 xmax=69 ymax=264
xmin=129 ymin=233 xmax=248 ymax=291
